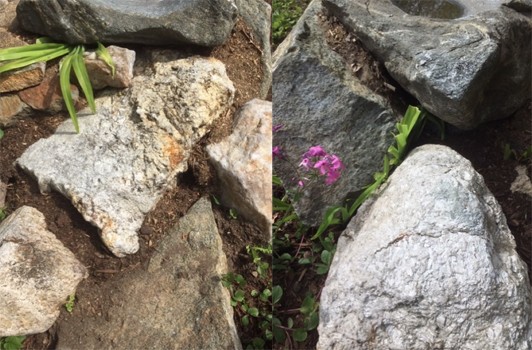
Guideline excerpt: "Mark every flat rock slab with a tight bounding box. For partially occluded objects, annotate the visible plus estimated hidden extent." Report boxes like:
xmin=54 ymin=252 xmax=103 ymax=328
xmin=273 ymin=0 xmax=396 ymax=226
xmin=319 ymin=144 xmax=532 ymax=350
xmin=208 ymin=99 xmax=272 ymax=236
xmin=55 ymin=197 xmax=242 ymax=350
xmin=17 ymin=55 xmax=235 ymax=257
xmin=0 ymin=206 xmax=87 ymax=336
xmin=323 ymin=0 xmax=531 ymax=129
xmin=16 ymin=0 xmax=237 ymax=47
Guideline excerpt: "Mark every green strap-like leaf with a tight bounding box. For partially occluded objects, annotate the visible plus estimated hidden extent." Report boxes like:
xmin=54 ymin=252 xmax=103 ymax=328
xmin=0 ymin=43 xmax=68 ymax=58
xmin=71 ymin=45 xmax=96 ymax=113
xmin=0 ymin=47 xmax=70 ymax=73
xmin=0 ymin=46 xmax=70 ymax=61
xmin=59 ymin=52 xmax=79 ymax=133
xmin=96 ymin=42 xmax=115 ymax=77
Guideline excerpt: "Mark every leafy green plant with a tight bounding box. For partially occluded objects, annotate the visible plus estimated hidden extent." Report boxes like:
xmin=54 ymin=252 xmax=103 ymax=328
xmin=273 ymin=0 xmax=304 ymax=46
xmin=0 ymin=129 xmax=4 ymax=140
xmin=65 ymin=294 xmax=76 ymax=313
xmin=222 ymin=243 xmax=275 ymax=349
xmin=0 ymin=38 xmax=115 ymax=133
xmin=503 ymin=143 xmax=532 ymax=162
xmin=228 ymin=208 xmax=238 ymax=220
xmin=0 ymin=208 xmax=6 ymax=222
xmin=0 ymin=336 xmax=25 ymax=350
xmin=312 ymin=105 xmax=426 ymax=240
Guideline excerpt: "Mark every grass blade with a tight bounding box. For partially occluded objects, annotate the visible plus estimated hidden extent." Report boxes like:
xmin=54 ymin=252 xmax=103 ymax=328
xmin=0 ymin=43 xmax=68 ymax=59
xmin=71 ymin=46 xmax=96 ymax=113
xmin=0 ymin=47 xmax=71 ymax=73
xmin=59 ymin=52 xmax=79 ymax=133
xmin=96 ymin=42 xmax=115 ymax=77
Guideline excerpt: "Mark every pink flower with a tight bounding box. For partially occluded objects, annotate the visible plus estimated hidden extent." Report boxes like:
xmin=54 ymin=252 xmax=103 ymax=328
xmin=273 ymin=146 xmax=283 ymax=159
xmin=304 ymin=145 xmax=326 ymax=158
xmin=325 ymin=170 xmax=341 ymax=185
xmin=273 ymin=124 xmax=283 ymax=132
xmin=330 ymin=155 xmax=344 ymax=171
xmin=298 ymin=180 xmax=305 ymax=187
xmin=299 ymin=157 xmax=311 ymax=169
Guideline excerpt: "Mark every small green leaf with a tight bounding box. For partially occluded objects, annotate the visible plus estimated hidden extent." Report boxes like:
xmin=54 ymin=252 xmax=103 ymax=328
xmin=300 ymin=295 xmax=317 ymax=315
xmin=250 ymin=289 xmax=259 ymax=297
xmin=1 ymin=336 xmax=25 ymax=350
xmin=0 ymin=129 xmax=4 ymax=140
xmin=298 ymin=258 xmax=312 ymax=265
xmin=321 ymin=250 xmax=332 ymax=265
xmin=241 ymin=315 xmax=250 ymax=327
xmin=233 ymin=289 xmax=245 ymax=303
xmin=287 ymin=317 xmax=294 ymax=329
xmin=247 ymin=307 xmax=259 ymax=317
xmin=96 ymin=42 xmax=115 ymax=77
xmin=272 ymin=285 xmax=283 ymax=305
xmin=304 ymin=311 xmax=319 ymax=331
xmin=293 ymin=328 xmax=308 ymax=342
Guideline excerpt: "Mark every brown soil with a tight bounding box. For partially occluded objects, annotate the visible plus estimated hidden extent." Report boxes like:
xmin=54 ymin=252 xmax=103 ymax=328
xmin=1 ymin=15 xmax=268 ymax=350
xmin=273 ymin=10 xmax=532 ymax=350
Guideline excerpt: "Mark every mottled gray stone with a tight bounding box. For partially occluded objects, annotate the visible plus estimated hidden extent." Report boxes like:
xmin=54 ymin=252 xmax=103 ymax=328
xmin=0 ymin=206 xmax=87 ymax=337
xmin=207 ymin=99 xmax=272 ymax=237
xmin=55 ymin=197 xmax=242 ymax=350
xmin=16 ymin=0 xmax=237 ymax=47
xmin=17 ymin=55 xmax=235 ymax=257
xmin=319 ymin=144 xmax=532 ymax=350
xmin=510 ymin=165 xmax=532 ymax=197
xmin=324 ymin=0 xmax=531 ymax=129
xmin=273 ymin=0 xmax=397 ymax=226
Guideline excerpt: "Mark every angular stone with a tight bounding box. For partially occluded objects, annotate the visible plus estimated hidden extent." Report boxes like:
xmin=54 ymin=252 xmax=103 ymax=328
xmin=18 ymin=66 xmax=79 ymax=113
xmin=0 ymin=61 xmax=45 ymax=93
xmin=0 ymin=93 xmax=30 ymax=126
xmin=16 ymin=0 xmax=238 ymax=47
xmin=0 ymin=206 xmax=88 ymax=337
xmin=323 ymin=0 xmax=532 ymax=129
xmin=273 ymin=0 xmax=396 ymax=226
xmin=0 ymin=29 xmax=25 ymax=48
xmin=510 ymin=165 xmax=532 ymax=198
xmin=319 ymin=144 xmax=532 ymax=350
xmin=207 ymin=99 xmax=272 ymax=236
xmin=0 ymin=1 xmax=18 ymax=29
xmin=0 ymin=181 xmax=6 ymax=208
xmin=55 ymin=197 xmax=242 ymax=350
xmin=17 ymin=55 xmax=235 ymax=257
xmin=83 ymin=45 xmax=135 ymax=90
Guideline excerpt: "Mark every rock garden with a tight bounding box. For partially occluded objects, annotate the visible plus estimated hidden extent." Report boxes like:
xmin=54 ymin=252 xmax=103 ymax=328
xmin=1 ymin=0 xmax=272 ymax=349
xmin=272 ymin=0 xmax=531 ymax=349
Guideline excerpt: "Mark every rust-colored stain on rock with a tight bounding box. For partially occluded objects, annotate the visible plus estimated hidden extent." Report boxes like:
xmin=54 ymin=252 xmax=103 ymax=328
xmin=162 ymin=135 xmax=184 ymax=169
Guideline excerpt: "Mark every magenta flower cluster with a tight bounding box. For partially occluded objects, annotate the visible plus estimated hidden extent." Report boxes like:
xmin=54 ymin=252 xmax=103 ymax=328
xmin=299 ymin=145 xmax=344 ymax=186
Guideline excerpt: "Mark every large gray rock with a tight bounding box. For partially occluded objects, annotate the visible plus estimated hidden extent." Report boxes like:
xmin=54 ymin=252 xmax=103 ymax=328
xmin=17 ymin=54 xmax=235 ymax=257
xmin=319 ymin=144 xmax=532 ymax=350
xmin=16 ymin=0 xmax=237 ymax=47
xmin=55 ymin=197 xmax=242 ymax=350
xmin=324 ymin=0 xmax=531 ymax=129
xmin=207 ymin=99 xmax=272 ymax=237
xmin=0 ymin=206 xmax=87 ymax=336
xmin=273 ymin=0 xmax=397 ymax=226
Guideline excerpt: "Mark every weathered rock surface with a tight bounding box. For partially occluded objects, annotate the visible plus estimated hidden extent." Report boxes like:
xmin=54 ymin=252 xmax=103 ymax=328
xmin=0 ymin=206 xmax=88 ymax=337
xmin=273 ymin=0 xmax=396 ymax=226
xmin=0 ymin=61 xmax=45 ymax=93
xmin=55 ymin=197 xmax=242 ymax=350
xmin=17 ymin=54 xmax=235 ymax=257
xmin=235 ymin=0 xmax=272 ymax=98
xmin=324 ymin=0 xmax=531 ymax=129
xmin=16 ymin=0 xmax=237 ymax=47
xmin=18 ymin=66 xmax=79 ymax=113
xmin=84 ymin=45 xmax=136 ymax=90
xmin=0 ymin=181 xmax=6 ymax=208
xmin=319 ymin=144 xmax=532 ymax=350
xmin=208 ymin=99 xmax=272 ymax=236
xmin=0 ymin=93 xmax=30 ymax=126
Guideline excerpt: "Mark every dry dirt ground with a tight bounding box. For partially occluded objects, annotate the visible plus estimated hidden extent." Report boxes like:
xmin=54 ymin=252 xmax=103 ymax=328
xmin=0 ymin=16 xmax=269 ymax=350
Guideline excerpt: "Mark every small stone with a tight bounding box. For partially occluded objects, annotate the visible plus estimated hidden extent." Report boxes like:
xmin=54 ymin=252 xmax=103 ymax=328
xmin=0 ymin=93 xmax=30 ymax=127
xmin=18 ymin=66 xmax=79 ymax=113
xmin=0 ymin=61 xmax=45 ymax=93
xmin=207 ymin=99 xmax=273 ymax=237
xmin=0 ymin=206 xmax=88 ymax=336
xmin=0 ymin=181 xmax=6 ymax=208
xmin=510 ymin=165 xmax=532 ymax=197
xmin=84 ymin=45 xmax=136 ymax=90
